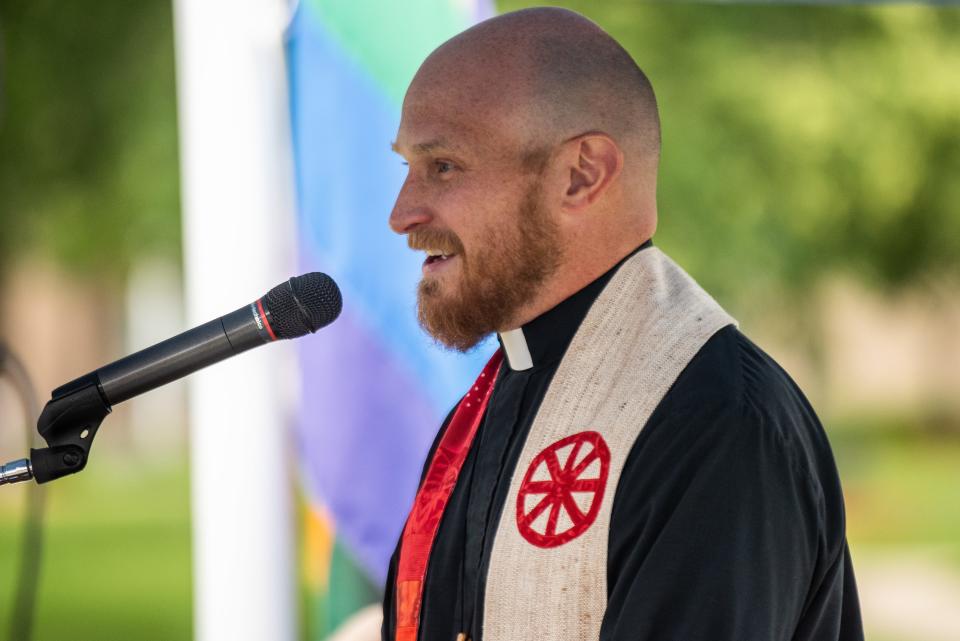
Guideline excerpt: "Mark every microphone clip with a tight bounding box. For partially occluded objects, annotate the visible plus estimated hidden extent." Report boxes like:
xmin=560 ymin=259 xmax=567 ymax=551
xmin=27 ymin=373 xmax=112 ymax=484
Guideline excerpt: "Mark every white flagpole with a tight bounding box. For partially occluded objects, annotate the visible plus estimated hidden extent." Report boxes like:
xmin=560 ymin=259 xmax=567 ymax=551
xmin=172 ymin=1 xmax=298 ymax=640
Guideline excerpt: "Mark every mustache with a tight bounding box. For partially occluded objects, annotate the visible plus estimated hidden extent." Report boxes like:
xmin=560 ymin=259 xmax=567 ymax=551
xmin=408 ymin=228 xmax=465 ymax=255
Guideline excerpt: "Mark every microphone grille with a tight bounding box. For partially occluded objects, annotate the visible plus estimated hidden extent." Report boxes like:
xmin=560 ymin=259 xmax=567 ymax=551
xmin=262 ymin=272 xmax=342 ymax=340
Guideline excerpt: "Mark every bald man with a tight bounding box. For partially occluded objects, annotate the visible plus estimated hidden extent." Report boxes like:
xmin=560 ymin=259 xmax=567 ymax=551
xmin=384 ymin=8 xmax=863 ymax=641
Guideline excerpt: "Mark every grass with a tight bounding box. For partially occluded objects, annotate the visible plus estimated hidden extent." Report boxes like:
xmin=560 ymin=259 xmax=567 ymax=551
xmin=830 ymin=423 xmax=960 ymax=565
xmin=830 ymin=424 xmax=960 ymax=641
xmin=0 ymin=457 xmax=193 ymax=641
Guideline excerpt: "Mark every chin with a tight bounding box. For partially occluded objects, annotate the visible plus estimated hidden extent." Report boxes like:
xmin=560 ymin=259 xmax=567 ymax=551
xmin=421 ymin=269 xmax=461 ymax=294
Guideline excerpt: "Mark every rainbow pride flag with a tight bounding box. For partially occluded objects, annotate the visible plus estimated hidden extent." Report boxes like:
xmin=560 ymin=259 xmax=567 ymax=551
xmin=286 ymin=1 xmax=494 ymax=636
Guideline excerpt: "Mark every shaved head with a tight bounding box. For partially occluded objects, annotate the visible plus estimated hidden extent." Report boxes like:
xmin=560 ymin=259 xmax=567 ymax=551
xmin=411 ymin=7 xmax=661 ymax=177
xmin=391 ymin=8 xmax=662 ymax=350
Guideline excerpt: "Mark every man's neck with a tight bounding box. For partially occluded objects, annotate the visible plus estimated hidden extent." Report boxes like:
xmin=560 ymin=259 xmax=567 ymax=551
xmin=496 ymin=239 xmax=653 ymax=371
xmin=499 ymin=235 xmax=652 ymax=332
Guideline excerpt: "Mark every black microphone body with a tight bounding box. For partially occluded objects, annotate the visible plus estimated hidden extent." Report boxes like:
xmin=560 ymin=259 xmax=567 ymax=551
xmin=85 ymin=303 xmax=272 ymax=406
xmin=58 ymin=272 xmax=341 ymax=406
xmin=1 ymin=272 xmax=342 ymax=485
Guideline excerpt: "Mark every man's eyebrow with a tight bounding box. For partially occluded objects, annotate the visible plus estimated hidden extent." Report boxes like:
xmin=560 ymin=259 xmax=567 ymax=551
xmin=390 ymin=139 xmax=457 ymax=155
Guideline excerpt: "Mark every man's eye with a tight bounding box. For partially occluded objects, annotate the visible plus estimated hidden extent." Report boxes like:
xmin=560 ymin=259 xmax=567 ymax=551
xmin=435 ymin=160 xmax=455 ymax=174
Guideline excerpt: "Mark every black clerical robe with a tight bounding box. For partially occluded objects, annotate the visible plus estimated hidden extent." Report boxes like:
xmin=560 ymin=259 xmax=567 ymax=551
xmin=382 ymin=242 xmax=864 ymax=641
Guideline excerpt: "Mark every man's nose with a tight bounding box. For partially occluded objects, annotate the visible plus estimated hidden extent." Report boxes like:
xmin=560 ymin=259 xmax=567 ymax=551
xmin=389 ymin=181 xmax=433 ymax=234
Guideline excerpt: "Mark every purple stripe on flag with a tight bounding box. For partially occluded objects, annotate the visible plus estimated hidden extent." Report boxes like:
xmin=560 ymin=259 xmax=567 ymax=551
xmin=295 ymin=298 xmax=443 ymax=582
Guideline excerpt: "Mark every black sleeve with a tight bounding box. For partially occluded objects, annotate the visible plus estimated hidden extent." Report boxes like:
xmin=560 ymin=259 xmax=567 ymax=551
xmin=601 ymin=329 xmax=861 ymax=640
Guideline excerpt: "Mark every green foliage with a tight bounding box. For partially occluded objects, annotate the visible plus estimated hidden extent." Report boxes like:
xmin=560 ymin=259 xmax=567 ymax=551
xmin=0 ymin=0 xmax=181 ymax=282
xmin=499 ymin=2 xmax=960 ymax=305
xmin=3 ymin=1 xmax=958 ymax=303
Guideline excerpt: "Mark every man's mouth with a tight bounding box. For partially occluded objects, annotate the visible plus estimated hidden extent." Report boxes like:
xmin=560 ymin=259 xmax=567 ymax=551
xmin=424 ymin=249 xmax=457 ymax=265
xmin=422 ymin=249 xmax=459 ymax=273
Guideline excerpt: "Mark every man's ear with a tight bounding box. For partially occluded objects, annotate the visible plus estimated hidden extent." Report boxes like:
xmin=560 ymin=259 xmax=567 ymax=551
xmin=562 ymin=133 xmax=623 ymax=210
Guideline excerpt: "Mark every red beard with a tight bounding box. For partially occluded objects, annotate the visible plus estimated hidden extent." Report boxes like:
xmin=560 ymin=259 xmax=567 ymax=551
xmin=412 ymin=183 xmax=562 ymax=352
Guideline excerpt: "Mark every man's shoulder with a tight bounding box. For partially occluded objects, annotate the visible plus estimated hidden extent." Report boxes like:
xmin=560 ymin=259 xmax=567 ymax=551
xmin=634 ymin=323 xmax=841 ymax=498
xmin=659 ymin=325 xmax=821 ymax=426
xmin=610 ymin=323 xmax=851 ymax=562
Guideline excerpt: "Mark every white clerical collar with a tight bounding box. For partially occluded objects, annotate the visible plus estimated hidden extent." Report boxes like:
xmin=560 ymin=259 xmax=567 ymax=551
xmin=498 ymin=328 xmax=534 ymax=371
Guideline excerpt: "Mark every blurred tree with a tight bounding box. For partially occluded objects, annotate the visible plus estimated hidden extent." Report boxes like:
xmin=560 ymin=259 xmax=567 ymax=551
xmin=0 ymin=0 xmax=180 ymax=284
xmin=500 ymin=2 xmax=960 ymax=308
xmin=2 ymin=1 xmax=959 ymax=308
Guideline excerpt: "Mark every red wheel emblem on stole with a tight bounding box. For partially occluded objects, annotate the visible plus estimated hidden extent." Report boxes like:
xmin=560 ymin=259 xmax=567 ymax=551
xmin=516 ymin=431 xmax=610 ymax=548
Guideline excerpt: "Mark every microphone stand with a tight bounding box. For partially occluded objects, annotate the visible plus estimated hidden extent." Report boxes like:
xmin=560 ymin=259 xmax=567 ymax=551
xmin=1 ymin=372 xmax=112 ymax=486
xmin=0 ymin=343 xmax=46 ymax=641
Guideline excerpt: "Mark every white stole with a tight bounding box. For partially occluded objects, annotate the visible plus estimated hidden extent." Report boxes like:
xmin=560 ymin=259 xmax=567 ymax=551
xmin=483 ymin=247 xmax=736 ymax=640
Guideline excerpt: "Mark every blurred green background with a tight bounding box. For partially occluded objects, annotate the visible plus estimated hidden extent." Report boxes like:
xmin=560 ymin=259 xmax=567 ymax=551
xmin=1 ymin=1 xmax=959 ymax=640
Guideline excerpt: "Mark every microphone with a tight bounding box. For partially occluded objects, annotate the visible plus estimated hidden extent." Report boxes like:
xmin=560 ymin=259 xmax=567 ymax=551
xmin=85 ymin=271 xmax=341 ymax=406
xmin=0 ymin=272 xmax=342 ymax=486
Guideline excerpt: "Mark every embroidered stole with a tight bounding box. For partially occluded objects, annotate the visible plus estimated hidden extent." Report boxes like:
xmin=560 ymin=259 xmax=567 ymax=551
xmin=482 ymin=247 xmax=735 ymax=640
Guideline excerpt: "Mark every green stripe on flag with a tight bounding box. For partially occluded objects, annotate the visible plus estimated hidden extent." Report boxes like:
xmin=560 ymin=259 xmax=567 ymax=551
xmin=309 ymin=538 xmax=382 ymax=638
xmin=303 ymin=0 xmax=472 ymax=105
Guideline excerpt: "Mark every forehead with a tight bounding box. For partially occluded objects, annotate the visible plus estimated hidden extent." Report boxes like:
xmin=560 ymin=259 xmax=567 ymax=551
xmin=394 ymin=122 xmax=493 ymax=163
xmin=395 ymin=72 xmax=531 ymax=159
xmin=395 ymin=104 xmax=499 ymax=159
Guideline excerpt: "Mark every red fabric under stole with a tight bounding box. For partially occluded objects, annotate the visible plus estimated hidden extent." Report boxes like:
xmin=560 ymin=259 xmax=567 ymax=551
xmin=395 ymin=350 xmax=504 ymax=641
